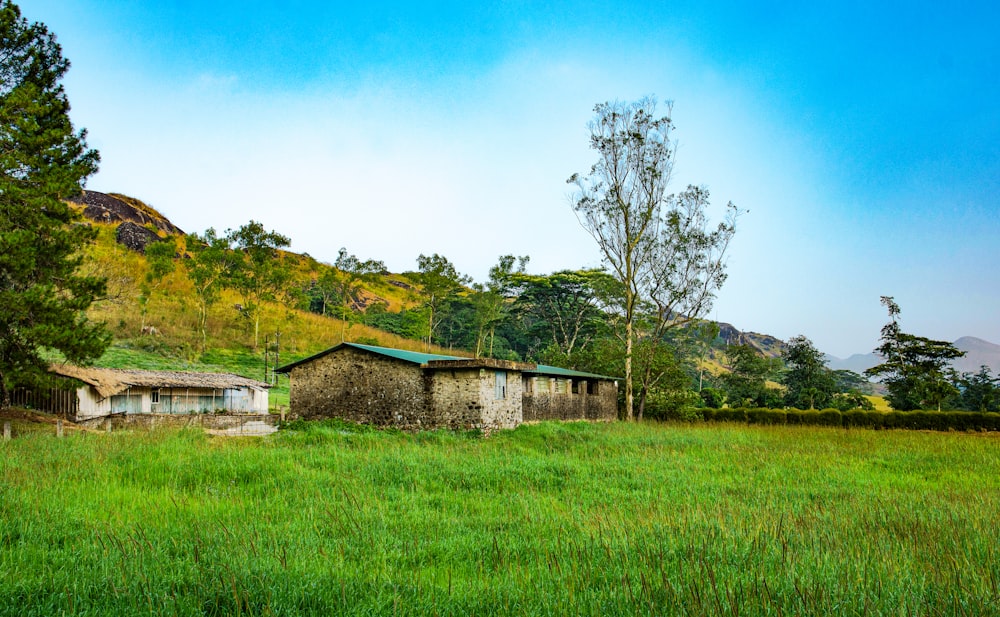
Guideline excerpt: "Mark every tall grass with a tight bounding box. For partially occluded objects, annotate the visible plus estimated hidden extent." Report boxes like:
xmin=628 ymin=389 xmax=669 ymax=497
xmin=2 ymin=422 xmax=998 ymax=615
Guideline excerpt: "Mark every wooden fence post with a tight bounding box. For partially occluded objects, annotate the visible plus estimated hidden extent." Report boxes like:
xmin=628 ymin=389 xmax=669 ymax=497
xmin=3 ymin=421 xmax=10 ymax=441
xmin=56 ymin=419 xmax=64 ymax=438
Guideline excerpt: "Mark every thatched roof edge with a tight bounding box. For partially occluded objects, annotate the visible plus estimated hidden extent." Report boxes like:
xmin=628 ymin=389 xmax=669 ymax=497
xmin=49 ymin=365 xmax=270 ymax=400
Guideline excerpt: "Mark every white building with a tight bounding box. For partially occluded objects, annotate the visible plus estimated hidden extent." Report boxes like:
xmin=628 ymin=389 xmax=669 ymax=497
xmin=37 ymin=365 xmax=271 ymax=420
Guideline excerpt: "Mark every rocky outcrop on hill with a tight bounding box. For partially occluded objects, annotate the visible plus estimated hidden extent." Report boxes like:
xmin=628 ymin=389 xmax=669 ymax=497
xmin=116 ymin=221 xmax=163 ymax=254
xmin=717 ymin=323 xmax=785 ymax=358
xmin=69 ymin=190 xmax=183 ymax=235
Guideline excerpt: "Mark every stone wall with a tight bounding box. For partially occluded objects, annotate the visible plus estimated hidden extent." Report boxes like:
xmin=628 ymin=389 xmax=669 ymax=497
xmin=287 ymin=346 xmax=616 ymax=431
xmin=288 ymin=348 xmax=524 ymax=431
xmin=476 ymin=369 xmax=522 ymax=430
xmin=522 ymin=376 xmax=618 ymax=422
xmin=288 ymin=347 xmax=428 ymax=427
xmin=426 ymin=368 xmax=508 ymax=430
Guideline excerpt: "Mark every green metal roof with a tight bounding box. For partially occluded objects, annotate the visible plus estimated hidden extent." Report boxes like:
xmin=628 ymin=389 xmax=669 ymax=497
xmin=345 ymin=343 xmax=465 ymax=365
xmin=529 ymin=364 xmax=620 ymax=381
xmin=277 ymin=342 xmax=619 ymax=381
xmin=275 ymin=342 xmax=466 ymax=373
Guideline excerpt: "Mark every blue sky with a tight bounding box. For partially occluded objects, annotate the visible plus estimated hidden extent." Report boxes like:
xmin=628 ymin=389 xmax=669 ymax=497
xmin=27 ymin=1 xmax=1000 ymax=357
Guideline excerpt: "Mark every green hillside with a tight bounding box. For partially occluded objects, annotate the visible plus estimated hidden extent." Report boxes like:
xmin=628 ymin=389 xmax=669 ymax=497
xmin=70 ymin=193 xmax=474 ymax=407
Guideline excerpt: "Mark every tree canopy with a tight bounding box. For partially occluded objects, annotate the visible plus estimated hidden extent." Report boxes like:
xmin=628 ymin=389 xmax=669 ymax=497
xmin=864 ymin=296 xmax=965 ymax=411
xmin=781 ymin=335 xmax=836 ymax=409
xmin=568 ymin=97 xmax=737 ymax=420
xmin=0 ymin=1 xmax=109 ymax=407
xmin=225 ymin=221 xmax=292 ymax=350
xmin=183 ymin=228 xmax=235 ymax=352
xmin=719 ymin=344 xmax=781 ymax=408
xmin=413 ymin=253 xmax=470 ymax=348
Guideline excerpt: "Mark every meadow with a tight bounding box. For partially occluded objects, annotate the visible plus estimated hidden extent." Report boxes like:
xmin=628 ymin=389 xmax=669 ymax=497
xmin=1 ymin=421 xmax=998 ymax=616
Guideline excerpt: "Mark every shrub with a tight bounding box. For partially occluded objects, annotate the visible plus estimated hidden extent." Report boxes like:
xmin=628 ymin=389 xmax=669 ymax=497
xmin=642 ymin=390 xmax=703 ymax=422
xmin=842 ymin=409 xmax=870 ymax=428
xmin=712 ymin=407 xmax=747 ymax=423
xmin=817 ymin=408 xmax=843 ymax=427
xmin=699 ymin=387 xmax=725 ymax=409
xmin=747 ymin=408 xmax=786 ymax=425
xmin=698 ymin=407 xmax=999 ymax=433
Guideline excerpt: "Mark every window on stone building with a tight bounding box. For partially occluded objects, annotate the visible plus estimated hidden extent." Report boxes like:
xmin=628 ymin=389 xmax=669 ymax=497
xmin=554 ymin=378 xmax=567 ymax=394
xmin=151 ymin=389 xmax=160 ymax=404
xmin=494 ymin=371 xmax=507 ymax=399
xmin=535 ymin=376 xmax=550 ymax=393
xmin=587 ymin=381 xmax=599 ymax=395
xmin=572 ymin=380 xmax=584 ymax=394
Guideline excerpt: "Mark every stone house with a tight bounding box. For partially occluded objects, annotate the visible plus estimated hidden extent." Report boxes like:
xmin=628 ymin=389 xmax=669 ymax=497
xmin=275 ymin=343 xmax=618 ymax=431
xmin=17 ymin=365 xmax=271 ymax=420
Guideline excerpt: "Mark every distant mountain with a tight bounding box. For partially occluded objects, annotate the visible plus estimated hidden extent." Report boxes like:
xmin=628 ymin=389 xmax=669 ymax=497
xmin=826 ymin=336 xmax=1000 ymax=375
xmin=952 ymin=337 xmax=1000 ymax=374
xmin=825 ymin=352 xmax=881 ymax=374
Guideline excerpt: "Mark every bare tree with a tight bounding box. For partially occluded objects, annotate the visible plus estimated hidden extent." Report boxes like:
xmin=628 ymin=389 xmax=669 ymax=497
xmin=569 ymin=98 xmax=738 ymax=420
xmin=633 ymin=186 xmax=737 ymax=418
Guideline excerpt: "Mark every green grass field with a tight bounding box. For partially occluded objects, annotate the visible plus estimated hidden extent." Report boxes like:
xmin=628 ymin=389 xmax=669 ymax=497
xmin=1 ymin=421 xmax=998 ymax=616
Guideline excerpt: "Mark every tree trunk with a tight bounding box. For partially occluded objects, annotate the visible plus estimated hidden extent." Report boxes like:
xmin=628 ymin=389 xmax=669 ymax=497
xmin=0 ymin=372 xmax=9 ymax=410
xmin=624 ymin=317 xmax=634 ymax=421
xmin=427 ymin=295 xmax=435 ymax=350
xmin=341 ymin=302 xmax=348 ymax=343
xmin=199 ymin=302 xmax=208 ymax=353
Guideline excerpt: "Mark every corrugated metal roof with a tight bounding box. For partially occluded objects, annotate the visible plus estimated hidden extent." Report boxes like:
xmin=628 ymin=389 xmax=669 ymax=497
xmin=275 ymin=342 xmax=467 ymax=373
xmin=346 ymin=343 xmax=465 ymax=365
xmin=529 ymin=364 xmax=620 ymax=381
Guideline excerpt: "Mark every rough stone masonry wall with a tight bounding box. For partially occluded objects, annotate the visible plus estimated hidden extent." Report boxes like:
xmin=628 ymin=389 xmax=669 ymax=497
xmin=288 ymin=349 xmax=518 ymax=431
xmin=477 ymin=370 xmax=522 ymax=431
xmin=522 ymin=377 xmax=618 ymax=422
xmin=426 ymin=369 xmax=491 ymax=430
xmin=288 ymin=348 xmax=429 ymax=426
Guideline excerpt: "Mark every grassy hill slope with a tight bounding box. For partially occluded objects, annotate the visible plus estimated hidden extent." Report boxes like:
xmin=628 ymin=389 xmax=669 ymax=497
xmin=70 ymin=195 xmax=473 ymax=407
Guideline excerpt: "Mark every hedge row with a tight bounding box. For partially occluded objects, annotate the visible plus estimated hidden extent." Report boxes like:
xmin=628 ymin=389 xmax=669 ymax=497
xmin=701 ymin=407 xmax=1000 ymax=432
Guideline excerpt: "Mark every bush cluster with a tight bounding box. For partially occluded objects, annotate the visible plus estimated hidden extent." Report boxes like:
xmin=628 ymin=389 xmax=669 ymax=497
xmin=700 ymin=408 xmax=1000 ymax=432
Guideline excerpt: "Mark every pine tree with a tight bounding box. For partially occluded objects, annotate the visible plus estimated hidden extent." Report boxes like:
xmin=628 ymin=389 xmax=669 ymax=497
xmin=0 ymin=2 xmax=109 ymax=408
